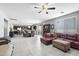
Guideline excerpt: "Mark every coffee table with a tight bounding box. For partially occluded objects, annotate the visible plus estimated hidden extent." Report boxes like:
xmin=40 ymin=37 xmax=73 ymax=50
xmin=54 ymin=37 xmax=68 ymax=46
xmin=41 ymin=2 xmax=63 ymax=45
xmin=53 ymin=39 xmax=70 ymax=52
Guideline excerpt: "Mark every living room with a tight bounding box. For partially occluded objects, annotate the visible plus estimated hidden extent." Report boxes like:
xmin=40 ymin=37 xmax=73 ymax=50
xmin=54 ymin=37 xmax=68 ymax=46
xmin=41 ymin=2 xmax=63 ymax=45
xmin=0 ymin=3 xmax=79 ymax=57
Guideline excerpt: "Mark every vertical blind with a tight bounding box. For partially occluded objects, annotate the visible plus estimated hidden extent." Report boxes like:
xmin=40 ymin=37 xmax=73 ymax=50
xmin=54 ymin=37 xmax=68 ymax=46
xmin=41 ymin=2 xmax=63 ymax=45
xmin=64 ymin=17 xmax=76 ymax=34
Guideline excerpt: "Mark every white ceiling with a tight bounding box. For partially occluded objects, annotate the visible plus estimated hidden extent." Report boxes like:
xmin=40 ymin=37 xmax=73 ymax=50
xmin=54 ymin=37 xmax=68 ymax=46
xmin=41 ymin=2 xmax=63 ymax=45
xmin=0 ymin=3 xmax=79 ymax=25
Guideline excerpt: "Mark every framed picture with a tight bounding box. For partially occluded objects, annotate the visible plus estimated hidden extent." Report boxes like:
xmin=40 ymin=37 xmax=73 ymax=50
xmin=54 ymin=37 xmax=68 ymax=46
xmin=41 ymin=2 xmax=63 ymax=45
xmin=45 ymin=25 xmax=48 ymax=29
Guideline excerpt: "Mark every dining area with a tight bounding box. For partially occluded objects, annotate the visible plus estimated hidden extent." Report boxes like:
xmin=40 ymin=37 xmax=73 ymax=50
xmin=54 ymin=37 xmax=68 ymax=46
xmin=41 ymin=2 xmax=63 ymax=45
xmin=9 ymin=25 xmax=37 ymax=38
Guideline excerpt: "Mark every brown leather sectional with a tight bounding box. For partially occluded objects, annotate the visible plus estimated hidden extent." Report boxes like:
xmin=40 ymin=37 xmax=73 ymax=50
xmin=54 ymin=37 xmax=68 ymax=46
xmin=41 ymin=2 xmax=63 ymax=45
xmin=40 ymin=33 xmax=79 ymax=50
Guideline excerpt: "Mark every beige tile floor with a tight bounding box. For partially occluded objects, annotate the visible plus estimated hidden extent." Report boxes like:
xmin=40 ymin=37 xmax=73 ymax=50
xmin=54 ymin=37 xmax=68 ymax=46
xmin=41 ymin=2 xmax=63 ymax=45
xmin=11 ymin=35 xmax=79 ymax=56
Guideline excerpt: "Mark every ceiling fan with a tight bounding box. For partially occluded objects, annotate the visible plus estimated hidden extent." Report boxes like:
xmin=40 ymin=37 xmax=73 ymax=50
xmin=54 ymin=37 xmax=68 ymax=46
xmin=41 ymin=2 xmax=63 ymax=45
xmin=34 ymin=3 xmax=56 ymax=14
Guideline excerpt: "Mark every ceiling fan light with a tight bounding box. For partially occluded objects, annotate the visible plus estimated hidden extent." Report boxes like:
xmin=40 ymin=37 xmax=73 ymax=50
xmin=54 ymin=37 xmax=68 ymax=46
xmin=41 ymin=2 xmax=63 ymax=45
xmin=61 ymin=11 xmax=64 ymax=13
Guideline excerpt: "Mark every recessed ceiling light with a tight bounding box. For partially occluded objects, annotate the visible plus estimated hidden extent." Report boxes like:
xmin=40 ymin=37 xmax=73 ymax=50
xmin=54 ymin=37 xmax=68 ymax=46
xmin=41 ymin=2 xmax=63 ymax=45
xmin=60 ymin=11 xmax=64 ymax=13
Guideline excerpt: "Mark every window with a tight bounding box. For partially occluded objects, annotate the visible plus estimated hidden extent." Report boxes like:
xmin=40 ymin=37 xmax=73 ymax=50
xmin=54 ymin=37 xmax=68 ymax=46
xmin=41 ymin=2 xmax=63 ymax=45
xmin=64 ymin=17 xmax=76 ymax=34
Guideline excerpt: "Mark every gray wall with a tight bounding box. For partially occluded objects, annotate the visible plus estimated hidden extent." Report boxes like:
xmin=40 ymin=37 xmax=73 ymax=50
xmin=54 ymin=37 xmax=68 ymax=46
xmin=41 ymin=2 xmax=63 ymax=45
xmin=0 ymin=10 xmax=9 ymax=38
xmin=42 ymin=11 xmax=79 ymax=34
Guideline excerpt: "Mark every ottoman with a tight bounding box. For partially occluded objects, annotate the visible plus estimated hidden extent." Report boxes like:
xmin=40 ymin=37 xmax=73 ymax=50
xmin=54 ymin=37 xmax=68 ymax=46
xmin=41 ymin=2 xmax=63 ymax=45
xmin=53 ymin=39 xmax=70 ymax=52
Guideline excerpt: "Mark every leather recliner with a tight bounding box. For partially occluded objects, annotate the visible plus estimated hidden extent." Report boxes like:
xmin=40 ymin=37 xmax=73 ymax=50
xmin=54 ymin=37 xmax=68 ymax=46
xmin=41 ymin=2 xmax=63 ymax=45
xmin=40 ymin=33 xmax=55 ymax=45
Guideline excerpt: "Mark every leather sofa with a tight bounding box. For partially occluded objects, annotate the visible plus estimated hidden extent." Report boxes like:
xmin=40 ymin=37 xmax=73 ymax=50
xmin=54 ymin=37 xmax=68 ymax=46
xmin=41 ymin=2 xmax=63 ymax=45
xmin=56 ymin=33 xmax=79 ymax=50
xmin=40 ymin=33 xmax=55 ymax=45
xmin=70 ymin=34 xmax=79 ymax=49
xmin=40 ymin=32 xmax=79 ymax=50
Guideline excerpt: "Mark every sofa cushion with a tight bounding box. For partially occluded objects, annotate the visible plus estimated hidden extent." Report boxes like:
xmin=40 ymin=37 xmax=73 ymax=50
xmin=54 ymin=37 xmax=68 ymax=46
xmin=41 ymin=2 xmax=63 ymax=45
xmin=60 ymin=34 xmax=66 ymax=39
xmin=43 ymin=33 xmax=51 ymax=38
xmin=74 ymin=41 xmax=79 ymax=44
xmin=56 ymin=33 xmax=66 ymax=38
xmin=71 ymin=41 xmax=79 ymax=49
xmin=66 ymin=34 xmax=77 ymax=41
xmin=56 ymin=33 xmax=61 ymax=37
xmin=50 ymin=33 xmax=54 ymax=37
xmin=76 ymin=34 xmax=79 ymax=42
xmin=42 ymin=37 xmax=53 ymax=41
xmin=64 ymin=39 xmax=74 ymax=43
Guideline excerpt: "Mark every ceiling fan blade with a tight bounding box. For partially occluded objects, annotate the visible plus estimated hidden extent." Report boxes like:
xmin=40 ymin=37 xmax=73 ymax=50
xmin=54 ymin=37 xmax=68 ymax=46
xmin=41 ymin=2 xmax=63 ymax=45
xmin=34 ymin=6 xmax=39 ymax=9
xmin=38 ymin=11 xmax=42 ymax=13
xmin=48 ymin=7 xmax=56 ymax=10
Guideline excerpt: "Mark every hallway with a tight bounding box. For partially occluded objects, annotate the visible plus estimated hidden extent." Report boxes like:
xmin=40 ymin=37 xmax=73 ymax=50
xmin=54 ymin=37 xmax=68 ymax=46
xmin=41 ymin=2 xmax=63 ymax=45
xmin=11 ymin=35 xmax=79 ymax=56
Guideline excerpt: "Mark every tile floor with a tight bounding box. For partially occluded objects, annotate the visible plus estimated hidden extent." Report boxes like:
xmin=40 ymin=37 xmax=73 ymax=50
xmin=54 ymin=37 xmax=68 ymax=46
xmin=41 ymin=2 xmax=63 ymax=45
xmin=11 ymin=35 xmax=79 ymax=56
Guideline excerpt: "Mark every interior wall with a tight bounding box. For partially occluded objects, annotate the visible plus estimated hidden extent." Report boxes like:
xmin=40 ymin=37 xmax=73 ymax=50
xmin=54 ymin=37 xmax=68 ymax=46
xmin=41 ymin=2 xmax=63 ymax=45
xmin=42 ymin=11 xmax=79 ymax=34
xmin=0 ymin=10 xmax=9 ymax=38
xmin=0 ymin=16 xmax=4 ymax=37
xmin=54 ymin=18 xmax=64 ymax=33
